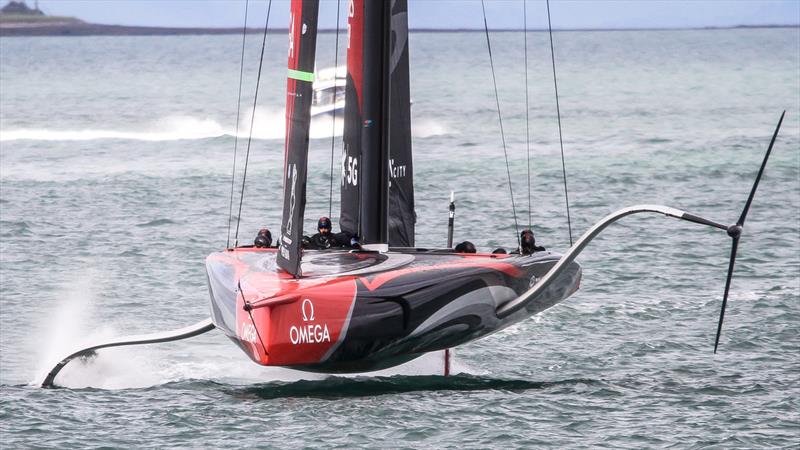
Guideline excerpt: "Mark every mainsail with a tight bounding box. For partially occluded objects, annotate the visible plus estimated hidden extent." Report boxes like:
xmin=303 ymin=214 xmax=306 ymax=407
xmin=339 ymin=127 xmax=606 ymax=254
xmin=387 ymin=0 xmax=415 ymax=247
xmin=277 ymin=0 xmax=320 ymax=277
xmin=338 ymin=0 xmax=363 ymax=240
xmin=340 ymin=0 xmax=415 ymax=247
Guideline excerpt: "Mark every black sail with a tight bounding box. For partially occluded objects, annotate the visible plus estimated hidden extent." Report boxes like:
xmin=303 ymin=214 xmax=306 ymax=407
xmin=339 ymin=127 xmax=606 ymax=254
xmin=340 ymin=0 xmax=414 ymax=247
xmin=387 ymin=0 xmax=415 ymax=247
xmin=277 ymin=0 xmax=320 ymax=277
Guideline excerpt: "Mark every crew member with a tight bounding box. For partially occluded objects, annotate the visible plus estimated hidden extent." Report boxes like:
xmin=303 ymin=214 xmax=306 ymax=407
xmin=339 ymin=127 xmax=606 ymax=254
xmin=454 ymin=241 xmax=477 ymax=253
xmin=520 ymin=229 xmax=545 ymax=255
xmin=254 ymin=228 xmax=272 ymax=248
xmin=307 ymin=216 xmax=335 ymax=249
xmin=304 ymin=216 xmax=357 ymax=250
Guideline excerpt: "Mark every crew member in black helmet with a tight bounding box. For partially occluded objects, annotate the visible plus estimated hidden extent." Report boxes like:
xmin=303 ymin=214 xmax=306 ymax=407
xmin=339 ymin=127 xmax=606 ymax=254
xmin=520 ymin=229 xmax=545 ymax=255
xmin=454 ymin=240 xmax=477 ymax=253
xmin=254 ymin=228 xmax=272 ymax=248
xmin=307 ymin=216 xmax=335 ymax=249
xmin=303 ymin=216 xmax=360 ymax=250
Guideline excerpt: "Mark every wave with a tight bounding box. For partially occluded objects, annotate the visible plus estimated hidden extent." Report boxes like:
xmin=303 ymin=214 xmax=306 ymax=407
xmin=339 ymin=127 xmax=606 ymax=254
xmin=1 ymin=108 xmax=449 ymax=143
xmin=136 ymin=218 xmax=177 ymax=227
xmin=2 ymin=116 xmax=228 ymax=142
xmin=0 ymin=220 xmax=32 ymax=237
xmin=413 ymin=120 xmax=448 ymax=138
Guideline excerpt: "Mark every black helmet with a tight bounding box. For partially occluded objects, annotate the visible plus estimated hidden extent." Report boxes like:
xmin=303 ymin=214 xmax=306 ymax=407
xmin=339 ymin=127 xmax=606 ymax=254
xmin=254 ymin=228 xmax=272 ymax=248
xmin=455 ymin=241 xmax=476 ymax=253
xmin=520 ymin=229 xmax=535 ymax=255
xmin=318 ymin=216 xmax=332 ymax=232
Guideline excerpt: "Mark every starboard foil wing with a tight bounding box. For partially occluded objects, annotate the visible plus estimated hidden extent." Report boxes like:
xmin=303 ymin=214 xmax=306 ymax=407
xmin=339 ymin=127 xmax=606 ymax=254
xmin=40 ymin=318 xmax=215 ymax=388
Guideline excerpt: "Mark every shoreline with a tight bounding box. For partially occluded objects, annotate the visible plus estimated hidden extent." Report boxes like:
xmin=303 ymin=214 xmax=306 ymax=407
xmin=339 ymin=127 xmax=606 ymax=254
xmin=1 ymin=22 xmax=797 ymax=38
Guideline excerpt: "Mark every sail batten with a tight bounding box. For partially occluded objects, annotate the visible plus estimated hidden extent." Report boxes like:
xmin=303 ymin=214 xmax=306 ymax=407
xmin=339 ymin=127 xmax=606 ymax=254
xmin=277 ymin=0 xmax=320 ymax=277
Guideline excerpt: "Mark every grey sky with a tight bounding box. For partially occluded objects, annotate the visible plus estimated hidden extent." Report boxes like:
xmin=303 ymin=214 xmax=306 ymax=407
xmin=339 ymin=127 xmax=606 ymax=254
xmin=32 ymin=0 xmax=800 ymax=30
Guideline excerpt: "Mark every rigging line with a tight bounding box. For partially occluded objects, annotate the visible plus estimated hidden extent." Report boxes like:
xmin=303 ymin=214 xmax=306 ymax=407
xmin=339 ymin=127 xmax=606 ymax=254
xmin=233 ymin=0 xmax=273 ymax=247
xmin=226 ymin=0 xmax=251 ymax=249
xmin=523 ymin=0 xmax=532 ymax=230
xmin=546 ymin=0 xmax=574 ymax=246
xmin=481 ymin=0 xmax=521 ymax=249
xmin=328 ymin=0 xmax=342 ymax=219
xmin=239 ymin=282 xmax=268 ymax=356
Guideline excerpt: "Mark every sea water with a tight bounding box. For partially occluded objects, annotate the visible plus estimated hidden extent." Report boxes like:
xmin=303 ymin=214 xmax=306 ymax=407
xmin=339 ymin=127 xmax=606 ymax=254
xmin=1 ymin=28 xmax=798 ymax=447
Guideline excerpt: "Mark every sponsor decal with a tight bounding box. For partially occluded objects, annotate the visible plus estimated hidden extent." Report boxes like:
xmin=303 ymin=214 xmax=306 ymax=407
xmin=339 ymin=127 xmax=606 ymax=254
xmin=241 ymin=322 xmax=258 ymax=344
xmin=288 ymin=11 xmax=295 ymax=58
xmin=347 ymin=0 xmax=355 ymax=49
xmin=286 ymin=163 xmax=297 ymax=235
xmin=281 ymin=163 xmax=298 ymax=260
xmin=389 ymin=158 xmax=406 ymax=179
xmin=289 ymin=299 xmax=331 ymax=345
xmin=341 ymin=152 xmax=358 ymax=187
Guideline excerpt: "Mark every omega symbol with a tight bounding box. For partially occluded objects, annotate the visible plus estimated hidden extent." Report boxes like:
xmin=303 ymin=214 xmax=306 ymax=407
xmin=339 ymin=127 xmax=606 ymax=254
xmin=302 ymin=299 xmax=315 ymax=322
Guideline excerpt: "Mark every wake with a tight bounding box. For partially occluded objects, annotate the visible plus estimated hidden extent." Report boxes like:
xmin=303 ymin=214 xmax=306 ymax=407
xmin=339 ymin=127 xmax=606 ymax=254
xmin=31 ymin=273 xmax=461 ymax=389
xmin=3 ymin=116 xmax=228 ymax=142
xmin=2 ymin=108 xmax=448 ymax=142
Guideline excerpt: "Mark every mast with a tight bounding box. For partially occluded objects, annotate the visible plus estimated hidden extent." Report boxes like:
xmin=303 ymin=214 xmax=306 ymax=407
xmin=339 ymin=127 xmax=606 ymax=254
xmin=359 ymin=0 xmax=391 ymax=246
xmin=340 ymin=0 xmax=414 ymax=249
xmin=276 ymin=0 xmax=320 ymax=277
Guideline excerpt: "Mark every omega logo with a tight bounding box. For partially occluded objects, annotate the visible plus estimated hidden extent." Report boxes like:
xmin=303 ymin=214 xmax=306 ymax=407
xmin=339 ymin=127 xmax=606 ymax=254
xmin=301 ymin=298 xmax=315 ymax=321
xmin=289 ymin=299 xmax=331 ymax=345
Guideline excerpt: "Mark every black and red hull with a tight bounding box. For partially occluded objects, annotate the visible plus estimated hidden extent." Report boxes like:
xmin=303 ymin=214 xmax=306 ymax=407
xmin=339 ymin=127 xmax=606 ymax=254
xmin=206 ymin=248 xmax=581 ymax=373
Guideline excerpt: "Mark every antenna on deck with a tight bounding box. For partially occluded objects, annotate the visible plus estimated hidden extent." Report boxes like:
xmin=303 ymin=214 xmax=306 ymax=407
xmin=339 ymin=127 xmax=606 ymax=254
xmin=447 ymin=191 xmax=455 ymax=248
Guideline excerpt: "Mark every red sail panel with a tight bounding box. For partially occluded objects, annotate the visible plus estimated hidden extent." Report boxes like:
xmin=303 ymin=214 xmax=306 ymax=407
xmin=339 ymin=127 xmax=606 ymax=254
xmin=347 ymin=0 xmax=363 ymax=108
xmin=277 ymin=0 xmax=320 ymax=277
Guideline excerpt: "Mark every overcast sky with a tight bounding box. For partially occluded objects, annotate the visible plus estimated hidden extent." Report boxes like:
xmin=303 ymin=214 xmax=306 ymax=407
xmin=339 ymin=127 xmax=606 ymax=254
xmin=32 ymin=0 xmax=800 ymax=30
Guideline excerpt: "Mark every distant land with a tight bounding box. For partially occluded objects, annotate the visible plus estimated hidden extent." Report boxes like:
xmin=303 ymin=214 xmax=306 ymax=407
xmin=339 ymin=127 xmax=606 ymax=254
xmin=0 ymin=2 xmax=259 ymax=36
xmin=0 ymin=0 xmax=797 ymax=38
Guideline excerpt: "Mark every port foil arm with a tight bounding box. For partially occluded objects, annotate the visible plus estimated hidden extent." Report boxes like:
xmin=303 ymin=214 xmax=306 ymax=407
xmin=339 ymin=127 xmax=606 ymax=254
xmin=496 ymin=204 xmax=726 ymax=318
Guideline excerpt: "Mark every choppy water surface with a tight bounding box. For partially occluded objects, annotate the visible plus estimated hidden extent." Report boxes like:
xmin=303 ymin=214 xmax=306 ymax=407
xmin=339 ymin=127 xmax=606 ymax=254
xmin=1 ymin=27 xmax=799 ymax=448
